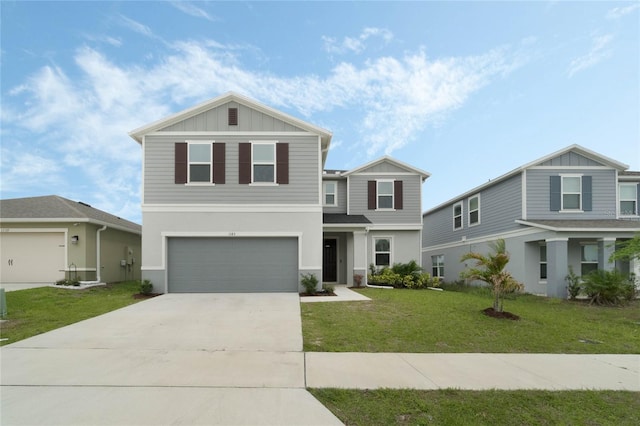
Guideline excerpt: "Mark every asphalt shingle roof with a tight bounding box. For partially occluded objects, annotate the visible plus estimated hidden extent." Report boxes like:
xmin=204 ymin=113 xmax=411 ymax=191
xmin=323 ymin=213 xmax=372 ymax=224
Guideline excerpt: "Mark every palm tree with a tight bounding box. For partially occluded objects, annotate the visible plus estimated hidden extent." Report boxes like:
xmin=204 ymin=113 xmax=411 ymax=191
xmin=460 ymin=239 xmax=523 ymax=313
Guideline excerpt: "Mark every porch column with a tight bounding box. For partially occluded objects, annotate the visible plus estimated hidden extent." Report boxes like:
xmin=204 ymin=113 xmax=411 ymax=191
xmin=353 ymin=230 xmax=368 ymax=286
xmin=598 ymin=238 xmax=616 ymax=272
xmin=546 ymin=238 xmax=568 ymax=299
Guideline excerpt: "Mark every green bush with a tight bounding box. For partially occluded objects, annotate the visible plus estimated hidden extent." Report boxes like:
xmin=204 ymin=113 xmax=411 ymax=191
xmin=565 ymin=266 xmax=581 ymax=300
xmin=300 ymin=273 xmax=319 ymax=295
xmin=582 ymin=270 xmax=636 ymax=306
xmin=367 ymin=261 xmax=439 ymax=290
xmin=139 ymin=279 xmax=153 ymax=295
xmin=391 ymin=260 xmax=422 ymax=276
xmin=322 ymin=283 xmax=335 ymax=294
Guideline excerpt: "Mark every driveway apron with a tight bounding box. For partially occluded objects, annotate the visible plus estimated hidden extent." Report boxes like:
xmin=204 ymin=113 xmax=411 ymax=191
xmin=1 ymin=293 xmax=342 ymax=425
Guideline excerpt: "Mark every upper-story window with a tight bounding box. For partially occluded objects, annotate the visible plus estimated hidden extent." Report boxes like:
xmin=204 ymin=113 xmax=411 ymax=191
xmin=562 ymin=175 xmax=582 ymax=210
xmin=324 ymin=182 xmax=337 ymax=206
xmin=468 ymin=194 xmax=480 ymax=226
xmin=453 ymin=202 xmax=463 ymax=230
xmin=252 ymin=143 xmax=276 ymax=183
xmin=367 ymin=180 xmax=403 ymax=210
xmin=188 ymin=143 xmax=212 ymax=183
xmin=377 ymin=181 xmax=394 ymax=209
xmin=619 ymin=183 xmax=638 ymax=216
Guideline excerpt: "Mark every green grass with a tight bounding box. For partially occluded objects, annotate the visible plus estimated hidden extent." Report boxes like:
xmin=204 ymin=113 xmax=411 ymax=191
xmin=0 ymin=281 xmax=144 ymax=346
xmin=310 ymin=388 xmax=640 ymax=426
xmin=302 ymin=288 xmax=640 ymax=353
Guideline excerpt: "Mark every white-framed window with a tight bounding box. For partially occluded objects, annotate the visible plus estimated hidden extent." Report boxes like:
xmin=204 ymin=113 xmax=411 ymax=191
xmin=252 ymin=143 xmax=276 ymax=183
xmin=468 ymin=194 xmax=480 ymax=226
xmin=561 ymin=175 xmax=582 ymax=211
xmin=581 ymin=243 xmax=598 ymax=276
xmin=324 ymin=181 xmax=337 ymax=206
xmin=539 ymin=244 xmax=547 ymax=280
xmin=453 ymin=202 xmax=463 ymax=230
xmin=377 ymin=180 xmax=394 ymax=209
xmin=374 ymin=237 xmax=392 ymax=268
xmin=432 ymin=255 xmax=444 ymax=278
xmin=188 ymin=142 xmax=212 ymax=183
xmin=619 ymin=184 xmax=638 ymax=216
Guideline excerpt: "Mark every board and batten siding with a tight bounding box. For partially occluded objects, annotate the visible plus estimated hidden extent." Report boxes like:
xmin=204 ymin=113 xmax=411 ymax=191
xmin=159 ymin=101 xmax=306 ymax=133
xmin=422 ymin=174 xmax=523 ymax=247
xmin=144 ymin=134 xmax=320 ymax=204
xmin=322 ymin=178 xmax=347 ymax=214
xmin=526 ymin=168 xmax=617 ymax=219
xmin=348 ymin=174 xmax=422 ymax=224
xmin=537 ymin=151 xmax=603 ymax=167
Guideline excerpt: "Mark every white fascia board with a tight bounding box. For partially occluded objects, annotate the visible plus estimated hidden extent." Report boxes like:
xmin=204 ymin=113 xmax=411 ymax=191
xmin=142 ymin=204 xmax=322 ymax=213
xmin=0 ymin=218 xmax=140 ymax=235
xmin=342 ymin=155 xmax=431 ymax=180
xmin=421 ymin=227 xmax=545 ymax=252
xmin=367 ymin=224 xmax=422 ymax=231
xmin=515 ymin=219 xmax=640 ymax=233
xmin=519 ymin=144 xmax=628 ymax=171
xmin=0 ymin=227 xmax=68 ymax=233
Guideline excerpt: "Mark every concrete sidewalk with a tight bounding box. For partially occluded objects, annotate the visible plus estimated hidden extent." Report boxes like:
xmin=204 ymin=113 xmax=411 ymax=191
xmin=305 ymin=352 xmax=640 ymax=391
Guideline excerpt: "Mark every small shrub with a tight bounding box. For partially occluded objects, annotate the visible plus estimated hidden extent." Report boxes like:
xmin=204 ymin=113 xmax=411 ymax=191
xmin=391 ymin=260 xmax=422 ymax=276
xmin=565 ymin=266 xmax=581 ymax=300
xmin=300 ymin=273 xmax=319 ymax=295
xmin=55 ymin=279 xmax=67 ymax=286
xmin=322 ymin=283 xmax=335 ymax=294
xmin=582 ymin=270 xmax=635 ymax=306
xmin=139 ymin=279 xmax=153 ymax=295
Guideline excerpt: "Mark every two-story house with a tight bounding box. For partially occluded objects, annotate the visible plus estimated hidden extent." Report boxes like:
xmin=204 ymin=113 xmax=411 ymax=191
xmin=421 ymin=144 xmax=640 ymax=298
xmin=130 ymin=92 xmax=429 ymax=293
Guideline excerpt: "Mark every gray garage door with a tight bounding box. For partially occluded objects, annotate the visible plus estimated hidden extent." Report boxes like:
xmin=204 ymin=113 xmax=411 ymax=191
xmin=167 ymin=237 xmax=298 ymax=293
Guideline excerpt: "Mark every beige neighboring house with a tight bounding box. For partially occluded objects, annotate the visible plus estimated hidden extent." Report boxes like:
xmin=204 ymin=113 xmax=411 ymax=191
xmin=0 ymin=195 xmax=141 ymax=289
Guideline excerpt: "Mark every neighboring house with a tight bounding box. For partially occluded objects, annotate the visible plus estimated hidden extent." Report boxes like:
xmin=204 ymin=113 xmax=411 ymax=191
xmin=0 ymin=195 xmax=142 ymax=287
xmin=421 ymin=145 xmax=640 ymax=298
xmin=129 ymin=92 xmax=429 ymax=293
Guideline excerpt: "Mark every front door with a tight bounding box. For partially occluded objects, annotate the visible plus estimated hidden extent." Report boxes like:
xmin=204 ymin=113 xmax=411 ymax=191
xmin=323 ymin=238 xmax=337 ymax=282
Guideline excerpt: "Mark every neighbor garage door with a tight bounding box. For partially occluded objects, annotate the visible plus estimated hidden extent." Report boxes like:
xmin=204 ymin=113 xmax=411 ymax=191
xmin=167 ymin=237 xmax=298 ymax=293
xmin=0 ymin=232 xmax=66 ymax=283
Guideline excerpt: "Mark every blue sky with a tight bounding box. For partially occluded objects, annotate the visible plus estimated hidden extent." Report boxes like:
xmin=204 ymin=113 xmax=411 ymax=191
xmin=1 ymin=1 xmax=639 ymax=224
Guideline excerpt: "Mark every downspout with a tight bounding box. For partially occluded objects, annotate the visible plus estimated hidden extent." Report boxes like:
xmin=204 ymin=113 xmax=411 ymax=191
xmin=80 ymin=225 xmax=107 ymax=284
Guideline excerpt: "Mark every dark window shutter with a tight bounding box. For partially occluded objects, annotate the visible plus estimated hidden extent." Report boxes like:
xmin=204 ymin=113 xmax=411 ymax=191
xmin=582 ymin=175 xmax=592 ymax=211
xmin=228 ymin=108 xmax=238 ymax=126
xmin=212 ymin=143 xmax=225 ymax=184
xmin=239 ymin=143 xmax=251 ymax=184
xmin=175 ymin=143 xmax=187 ymax=184
xmin=550 ymin=176 xmax=561 ymax=211
xmin=368 ymin=181 xmax=376 ymax=210
xmin=394 ymin=180 xmax=403 ymax=209
xmin=276 ymin=143 xmax=289 ymax=184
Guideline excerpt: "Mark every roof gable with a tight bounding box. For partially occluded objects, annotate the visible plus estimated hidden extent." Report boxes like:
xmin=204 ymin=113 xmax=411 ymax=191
xmin=524 ymin=144 xmax=628 ymax=170
xmin=343 ymin=156 xmax=431 ymax=181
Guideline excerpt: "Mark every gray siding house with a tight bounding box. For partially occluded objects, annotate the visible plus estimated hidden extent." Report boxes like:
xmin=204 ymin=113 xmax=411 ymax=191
xmin=130 ymin=92 xmax=429 ymax=293
xmin=422 ymin=145 xmax=640 ymax=298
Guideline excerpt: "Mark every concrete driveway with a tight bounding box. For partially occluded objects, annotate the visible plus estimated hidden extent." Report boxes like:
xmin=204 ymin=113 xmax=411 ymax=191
xmin=1 ymin=293 xmax=342 ymax=425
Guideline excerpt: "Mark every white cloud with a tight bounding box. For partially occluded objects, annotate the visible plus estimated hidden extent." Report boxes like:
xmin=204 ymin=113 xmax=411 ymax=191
xmin=170 ymin=1 xmax=217 ymax=22
xmin=606 ymin=4 xmax=640 ymax=19
xmin=323 ymin=27 xmax=394 ymax=54
xmin=567 ymin=34 xmax=614 ymax=77
xmin=2 ymin=39 xmax=523 ymax=221
xmin=118 ymin=15 xmax=155 ymax=38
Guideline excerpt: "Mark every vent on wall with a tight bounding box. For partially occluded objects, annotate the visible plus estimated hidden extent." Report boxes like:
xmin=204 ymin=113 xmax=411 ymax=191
xmin=228 ymin=108 xmax=238 ymax=126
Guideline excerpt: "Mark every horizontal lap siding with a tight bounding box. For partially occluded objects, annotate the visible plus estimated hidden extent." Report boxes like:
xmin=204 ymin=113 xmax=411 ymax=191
xmin=144 ymin=135 xmax=319 ymax=204
xmin=422 ymin=174 xmax=523 ymax=247
xmin=526 ymin=168 xmax=617 ymax=219
xmin=349 ymin=174 xmax=422 ymax=224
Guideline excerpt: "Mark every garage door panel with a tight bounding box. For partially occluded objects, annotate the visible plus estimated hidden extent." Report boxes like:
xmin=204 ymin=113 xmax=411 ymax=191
xmin=0 ymin=232 xmax=65 ymax=283
xmin=168 ymin=237 xmax=298 ymax=293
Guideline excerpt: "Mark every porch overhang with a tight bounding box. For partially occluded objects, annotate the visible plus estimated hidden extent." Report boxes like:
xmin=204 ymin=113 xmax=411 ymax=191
xmin=515 ymin=219 xmax=640 ymax=233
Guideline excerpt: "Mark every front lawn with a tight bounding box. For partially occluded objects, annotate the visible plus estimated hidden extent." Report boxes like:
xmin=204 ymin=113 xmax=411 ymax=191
xmin=310 ymin=388 xmax=640 ymax=426
xmin=301 ymin=288 xmax=640 ymax=353
xmin=0 ymin=281 xmax=145 ymax=346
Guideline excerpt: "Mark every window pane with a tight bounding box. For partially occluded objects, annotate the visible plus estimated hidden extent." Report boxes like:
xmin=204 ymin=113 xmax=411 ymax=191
xmin=326 ymin=194 xmax=335 ymax=205
xmin=539 ymin=245 xmax=547 ymax=262
xmin=189 ymin=164 xmax=210 ymax=182
xmin=540 ymin=264 xmax=547 ymax=280
xmin=454 ymin=204 xmax=462 ymax=215
xmin=563 ymin=176 xmax=580 ymax=192
xmin=620 ymin=185 xmax=636 ymax=199
xmin=325 ymin=182 xmax=336 ymax=193
xmin=454 ymin=216 xmax=462 ymax=228
xmin=253 ymin=144 xmax=274 ymax=162
xmin=189 ymin=144 xmax=210 ymax=162
xmin=253 ymin=164 xmax=274 ymax=182
xmin=378 ymin=195 xmax=393 ymax=209
xmin=375 ymin=239 xmax=390 ymax=252
xmin=378 ymin=181 xmax=393 ymax=195
xmin=581 ymin=263 xmax=598 ymax=276
xmin=375 ymin=253 xmax=390 ymax=266
xmin=469 ymin=197 xmax=478 ymax=210
xmin=620 ymin=201 xmax=636 ymax=215
xmin=469 ymin=211 xmax=479 ymax=224
xmin=563 ymin=194 xmax=580 ymax=209
xmin=582 ymin=245 xmax=598 ymax=262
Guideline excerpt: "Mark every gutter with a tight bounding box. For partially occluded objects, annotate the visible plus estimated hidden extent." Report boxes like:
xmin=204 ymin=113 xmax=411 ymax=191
xmin=80 ymin=225 xmax=107 ymax=284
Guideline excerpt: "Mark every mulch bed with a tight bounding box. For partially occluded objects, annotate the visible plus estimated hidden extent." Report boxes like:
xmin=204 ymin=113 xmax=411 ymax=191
xmin=299 ymin=292 xmax=337 ymax=297
xmin=482 ymin=307 xmax=520 ymax=320
xmin=133 ymin=293 xmax=162 ymax=299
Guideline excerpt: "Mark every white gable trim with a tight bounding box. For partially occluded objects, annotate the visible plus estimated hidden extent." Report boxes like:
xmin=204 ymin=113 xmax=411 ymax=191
xmin=342 ymin=155 xmax=430 ymax=180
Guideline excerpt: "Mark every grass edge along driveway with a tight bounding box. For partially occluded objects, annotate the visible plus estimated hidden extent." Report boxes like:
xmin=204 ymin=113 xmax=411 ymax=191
xmin=301 ymin=287 xmax=640 ymax=353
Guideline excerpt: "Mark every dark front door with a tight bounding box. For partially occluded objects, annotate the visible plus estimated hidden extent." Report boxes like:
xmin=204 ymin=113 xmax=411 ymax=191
xmin=323 ymin=238 xmax=337 ymax=282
